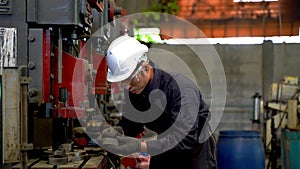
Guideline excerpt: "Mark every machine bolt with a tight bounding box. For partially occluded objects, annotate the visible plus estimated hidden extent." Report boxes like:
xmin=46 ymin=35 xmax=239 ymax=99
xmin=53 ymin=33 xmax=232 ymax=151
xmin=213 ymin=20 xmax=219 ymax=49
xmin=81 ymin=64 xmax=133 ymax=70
xmin=50 ymin=73 xmax=54 ymax=79
xmin=28 ymin=89 xmax=37 ymax=97
xmin=28 ymin=61 xmax=35 ymax=70
xmin=50 ymin=95 xmax=54 ymax=100
xmin=28 ymin=34 xmax=35 ymax=42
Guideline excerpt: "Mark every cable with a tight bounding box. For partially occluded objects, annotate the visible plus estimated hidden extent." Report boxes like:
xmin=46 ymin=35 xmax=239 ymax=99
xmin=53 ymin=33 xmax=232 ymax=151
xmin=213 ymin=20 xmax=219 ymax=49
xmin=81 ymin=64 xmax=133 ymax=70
xmin=98 ymin=152 xmax=117 ymax=169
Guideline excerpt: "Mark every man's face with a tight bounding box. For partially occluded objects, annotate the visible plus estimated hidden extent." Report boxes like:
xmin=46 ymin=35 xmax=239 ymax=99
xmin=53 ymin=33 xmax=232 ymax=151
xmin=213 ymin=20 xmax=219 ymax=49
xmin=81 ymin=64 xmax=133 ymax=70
xmin=121 ymin=65 xmax=150 ymax=94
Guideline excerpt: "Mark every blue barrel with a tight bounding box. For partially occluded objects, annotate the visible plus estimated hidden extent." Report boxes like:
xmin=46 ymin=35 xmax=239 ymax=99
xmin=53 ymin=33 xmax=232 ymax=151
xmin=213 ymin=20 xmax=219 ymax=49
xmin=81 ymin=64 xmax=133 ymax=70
xmin=217 ymin=130 xmax=265 ymax=169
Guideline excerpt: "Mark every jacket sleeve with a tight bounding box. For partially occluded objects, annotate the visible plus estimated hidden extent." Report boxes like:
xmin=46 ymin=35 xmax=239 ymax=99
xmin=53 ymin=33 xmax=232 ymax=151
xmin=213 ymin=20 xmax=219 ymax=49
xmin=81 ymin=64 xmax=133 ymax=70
xmin=118 ymin=116 xmax=145 ymax=137
xmin=146 ymin=87 xmax=210 ymax=155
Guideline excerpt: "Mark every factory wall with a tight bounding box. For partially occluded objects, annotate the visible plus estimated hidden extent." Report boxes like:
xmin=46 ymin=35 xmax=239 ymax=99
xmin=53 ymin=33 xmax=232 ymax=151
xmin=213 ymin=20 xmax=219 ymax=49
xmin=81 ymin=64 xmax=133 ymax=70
xmin=149 ymin=42 xmax=300 ymax=135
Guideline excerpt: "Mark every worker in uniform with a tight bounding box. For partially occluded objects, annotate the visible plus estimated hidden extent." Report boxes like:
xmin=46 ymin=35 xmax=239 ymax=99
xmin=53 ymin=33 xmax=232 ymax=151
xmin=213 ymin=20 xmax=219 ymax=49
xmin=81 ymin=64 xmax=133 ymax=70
xmin=101 ymin=35 xmax=217 ymax=169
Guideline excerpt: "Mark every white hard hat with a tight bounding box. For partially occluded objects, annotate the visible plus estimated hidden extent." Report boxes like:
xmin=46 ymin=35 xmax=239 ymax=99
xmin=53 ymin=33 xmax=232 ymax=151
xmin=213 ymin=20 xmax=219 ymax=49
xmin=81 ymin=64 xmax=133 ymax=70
xmin=106 ymin=35 xmax=148 ymax=82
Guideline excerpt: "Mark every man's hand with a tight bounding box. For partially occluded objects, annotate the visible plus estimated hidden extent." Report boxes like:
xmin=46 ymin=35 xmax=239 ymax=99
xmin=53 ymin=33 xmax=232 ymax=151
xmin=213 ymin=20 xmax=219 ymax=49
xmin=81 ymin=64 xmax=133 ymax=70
xmin=98 ymin=126 xmax=124 ymax=146
xmin=101 ymin=126 xmax=123 ymax=137
xmin=108 ymin=136 xmax=141 ymax=156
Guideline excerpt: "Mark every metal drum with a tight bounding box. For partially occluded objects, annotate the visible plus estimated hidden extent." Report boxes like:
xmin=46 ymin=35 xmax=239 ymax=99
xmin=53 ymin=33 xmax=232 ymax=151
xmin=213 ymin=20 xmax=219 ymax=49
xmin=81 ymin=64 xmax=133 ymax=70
xmin=217 ymin=130 xmax=265 ymax=169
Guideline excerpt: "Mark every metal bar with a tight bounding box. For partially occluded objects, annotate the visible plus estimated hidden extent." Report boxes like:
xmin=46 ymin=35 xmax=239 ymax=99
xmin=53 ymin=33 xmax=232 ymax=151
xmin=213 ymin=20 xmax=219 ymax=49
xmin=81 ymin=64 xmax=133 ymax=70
xmin=0 ymin=74 xmax=2 ymax=167
xmin=19 ymin=66 xmax=28 ymax=169
xmin=287 ymin=99 xmax=298 ymax=129
xmin=58 ymin=27 xmax=62 ymax=84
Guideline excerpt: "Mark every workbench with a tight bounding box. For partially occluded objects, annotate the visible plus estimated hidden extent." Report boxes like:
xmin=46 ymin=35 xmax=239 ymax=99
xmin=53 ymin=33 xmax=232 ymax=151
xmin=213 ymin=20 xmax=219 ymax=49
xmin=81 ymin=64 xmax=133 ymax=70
xmin=12 ymin=156 xmax=106 ymax=169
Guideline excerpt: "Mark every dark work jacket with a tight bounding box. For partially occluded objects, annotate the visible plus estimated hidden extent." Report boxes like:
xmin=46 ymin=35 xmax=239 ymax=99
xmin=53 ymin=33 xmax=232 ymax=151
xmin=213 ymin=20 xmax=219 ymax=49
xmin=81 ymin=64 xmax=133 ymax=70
xmin=119 ymin=62 xmax=216 ymax=169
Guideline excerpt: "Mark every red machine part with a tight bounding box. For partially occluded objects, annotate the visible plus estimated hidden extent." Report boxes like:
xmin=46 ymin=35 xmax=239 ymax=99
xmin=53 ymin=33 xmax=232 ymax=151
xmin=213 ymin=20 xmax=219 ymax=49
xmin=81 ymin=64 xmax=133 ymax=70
xmin=108 ymin=0 xmax=115 ymax=22
xmin=93 ymin=53 xmax=121 ymax=95
xmin=93 ymin=53 xmax=108 ymax=95
xmin=51 ymin=107 xmax=85 ymax=118
xmin=42 ymin=29 xmax=51 ymax=103
xmin=40 ymin=31 xmax=91 ymax=118
xmin=54 ymin=48 xmax=88 ymax=107
xmin=42 ymin=37 xmax=112 ymax=118
xmin=108 ymin=0 xmax=123 ymax=22
xmin=88 ymin=0 xmax=104 ymax=12
xmin=50 ymin=47 xmax=88 ymax=118
xmin=74 ymin=137 xmax=88 ymax=147
xmin=121 ymin=153 xmax=150 ymax=169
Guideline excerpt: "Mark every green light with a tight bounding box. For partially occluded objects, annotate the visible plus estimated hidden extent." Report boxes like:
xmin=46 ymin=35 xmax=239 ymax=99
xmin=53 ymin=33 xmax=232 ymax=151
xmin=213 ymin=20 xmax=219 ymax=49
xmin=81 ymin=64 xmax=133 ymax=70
xmin=134 ymin=28 xmax=163 ymax=44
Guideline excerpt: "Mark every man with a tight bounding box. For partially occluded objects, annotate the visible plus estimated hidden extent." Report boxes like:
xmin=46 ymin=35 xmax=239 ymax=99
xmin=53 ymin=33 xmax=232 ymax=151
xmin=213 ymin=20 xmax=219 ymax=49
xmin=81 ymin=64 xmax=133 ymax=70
xmin=102 ymin=35 xmax=217 ymax=169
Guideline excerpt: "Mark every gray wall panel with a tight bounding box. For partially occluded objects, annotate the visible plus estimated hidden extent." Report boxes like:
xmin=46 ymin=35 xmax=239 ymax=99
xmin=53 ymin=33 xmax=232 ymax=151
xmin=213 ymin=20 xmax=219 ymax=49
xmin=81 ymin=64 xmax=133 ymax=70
xmin=150 ymin=42 xmax=300 ymax=134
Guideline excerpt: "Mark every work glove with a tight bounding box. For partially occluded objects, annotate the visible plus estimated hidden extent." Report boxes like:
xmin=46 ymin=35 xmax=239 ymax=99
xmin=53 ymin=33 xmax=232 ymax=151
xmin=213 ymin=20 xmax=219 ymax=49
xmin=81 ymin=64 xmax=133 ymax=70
xmin=108 ymin=136 xmax=141 ymax=156
xmin=97 ymin=126 xmax=124 ymax=147
xmin=101 ymin=126 xmax=123 ymax=137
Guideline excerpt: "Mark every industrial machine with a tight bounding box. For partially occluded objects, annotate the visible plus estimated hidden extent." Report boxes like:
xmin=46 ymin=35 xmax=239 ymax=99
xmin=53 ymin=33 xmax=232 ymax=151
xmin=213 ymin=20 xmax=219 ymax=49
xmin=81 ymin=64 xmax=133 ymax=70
xmin=0 ymin=0 xmax=127 ymax=169
xmin=263 ymin=76 xmax=300 ymax=169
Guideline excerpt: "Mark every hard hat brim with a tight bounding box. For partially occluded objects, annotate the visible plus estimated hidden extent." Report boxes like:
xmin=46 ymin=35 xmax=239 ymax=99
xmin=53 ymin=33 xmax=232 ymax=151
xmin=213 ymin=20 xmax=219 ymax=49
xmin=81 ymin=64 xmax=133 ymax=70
xmin=105 ymin=35 xmax=148 ymax=82
xmin=106 ymin=66 xmax=135 ymax=83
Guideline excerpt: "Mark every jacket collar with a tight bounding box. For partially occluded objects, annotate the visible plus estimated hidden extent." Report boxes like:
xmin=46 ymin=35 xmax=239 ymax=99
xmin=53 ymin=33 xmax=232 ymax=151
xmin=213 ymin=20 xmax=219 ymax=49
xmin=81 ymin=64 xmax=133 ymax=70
xmin=143 ymin=61 xmax=161 ymax=95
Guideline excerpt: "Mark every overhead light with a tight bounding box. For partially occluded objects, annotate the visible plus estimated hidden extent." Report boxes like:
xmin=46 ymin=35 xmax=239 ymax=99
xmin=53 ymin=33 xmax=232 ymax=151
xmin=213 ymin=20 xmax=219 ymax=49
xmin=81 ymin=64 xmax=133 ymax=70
xmin=164 ymin=36 xmax=300 ymax=45
xmin=233 ymin=0 xmax=278 ymax=2
xmin=133 ymin=28 xmax=163 ymax=44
